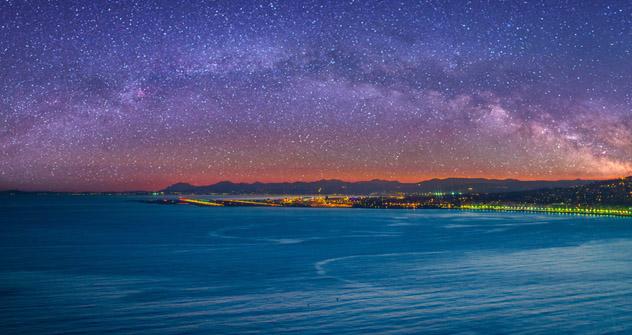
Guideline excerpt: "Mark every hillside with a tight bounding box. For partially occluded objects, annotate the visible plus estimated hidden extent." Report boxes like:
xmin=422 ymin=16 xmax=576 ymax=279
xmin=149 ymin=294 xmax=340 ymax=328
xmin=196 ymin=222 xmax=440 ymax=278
xmin=477 ymin=177 xmax=632 ymax=206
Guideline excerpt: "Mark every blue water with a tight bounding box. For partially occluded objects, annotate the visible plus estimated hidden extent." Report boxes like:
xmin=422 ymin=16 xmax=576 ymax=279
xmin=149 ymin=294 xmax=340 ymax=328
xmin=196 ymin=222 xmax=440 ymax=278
xmin=2 ymin=196 xmax=632 ymax=334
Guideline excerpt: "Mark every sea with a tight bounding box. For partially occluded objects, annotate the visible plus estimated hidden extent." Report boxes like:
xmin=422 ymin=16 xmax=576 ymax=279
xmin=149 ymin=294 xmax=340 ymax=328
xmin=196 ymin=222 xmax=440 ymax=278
xmin=2 ymin=195 xmax=632 ymax=334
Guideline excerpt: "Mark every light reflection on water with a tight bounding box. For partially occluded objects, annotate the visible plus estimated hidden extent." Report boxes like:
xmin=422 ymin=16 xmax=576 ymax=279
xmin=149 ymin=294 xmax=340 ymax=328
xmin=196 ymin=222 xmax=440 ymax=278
xmin=1 ymin=195 xmax=632 ymax=334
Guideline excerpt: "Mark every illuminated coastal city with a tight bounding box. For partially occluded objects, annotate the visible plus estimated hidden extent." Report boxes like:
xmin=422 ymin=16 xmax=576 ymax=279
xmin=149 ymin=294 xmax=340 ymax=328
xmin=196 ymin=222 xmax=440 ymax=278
xmin=147 ymin=176 xmax=632 ymax=217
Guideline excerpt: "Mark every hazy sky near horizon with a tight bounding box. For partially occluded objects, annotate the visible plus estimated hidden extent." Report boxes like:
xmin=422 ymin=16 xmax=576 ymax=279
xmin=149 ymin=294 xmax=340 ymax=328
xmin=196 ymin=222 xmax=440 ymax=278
xmin=2 ymin=1 xmax=632 ymax=191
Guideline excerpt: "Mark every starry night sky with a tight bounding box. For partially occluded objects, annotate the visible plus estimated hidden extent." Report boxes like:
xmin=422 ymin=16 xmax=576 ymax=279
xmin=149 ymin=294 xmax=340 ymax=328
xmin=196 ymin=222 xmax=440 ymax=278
xmin=1 ymin=1 xmax=632 ymax=191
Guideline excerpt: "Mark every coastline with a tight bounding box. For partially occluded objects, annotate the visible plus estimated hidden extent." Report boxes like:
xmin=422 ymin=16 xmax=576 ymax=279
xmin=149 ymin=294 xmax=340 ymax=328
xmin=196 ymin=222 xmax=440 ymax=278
xmin=148 ymin=197 xmax=632 ymax=217
xmin=457 ymin=204 xmax=632 ymax=217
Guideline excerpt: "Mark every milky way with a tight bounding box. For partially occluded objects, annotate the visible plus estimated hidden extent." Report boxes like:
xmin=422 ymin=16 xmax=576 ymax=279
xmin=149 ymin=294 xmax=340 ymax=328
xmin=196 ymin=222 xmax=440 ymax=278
xmin=1 ymin=1 xmax=632 ymax=191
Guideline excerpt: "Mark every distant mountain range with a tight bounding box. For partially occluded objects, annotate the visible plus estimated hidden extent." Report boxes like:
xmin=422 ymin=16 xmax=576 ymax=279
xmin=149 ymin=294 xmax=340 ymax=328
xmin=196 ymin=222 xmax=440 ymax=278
xmin=161 ymin=178 xmax=597 ymax=195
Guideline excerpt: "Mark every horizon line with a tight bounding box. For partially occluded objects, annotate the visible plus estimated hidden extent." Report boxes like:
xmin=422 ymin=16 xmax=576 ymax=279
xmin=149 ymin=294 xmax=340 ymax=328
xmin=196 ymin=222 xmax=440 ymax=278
xmin=3 ymin=175 xmax=629 ymax=194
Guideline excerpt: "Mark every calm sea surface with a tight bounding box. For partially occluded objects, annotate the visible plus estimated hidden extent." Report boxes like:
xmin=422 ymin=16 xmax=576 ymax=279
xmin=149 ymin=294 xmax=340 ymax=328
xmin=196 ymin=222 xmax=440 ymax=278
xmin=2 ymin=195 xmax=632 ymax=334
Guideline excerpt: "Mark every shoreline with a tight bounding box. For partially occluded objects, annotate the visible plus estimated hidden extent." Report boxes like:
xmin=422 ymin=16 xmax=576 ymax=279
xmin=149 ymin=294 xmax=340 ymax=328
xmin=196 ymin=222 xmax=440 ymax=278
xmin=457 ymin=205 xmax=632 ymax=217
xmin=149 ymin=198 xmax=632 ymax=217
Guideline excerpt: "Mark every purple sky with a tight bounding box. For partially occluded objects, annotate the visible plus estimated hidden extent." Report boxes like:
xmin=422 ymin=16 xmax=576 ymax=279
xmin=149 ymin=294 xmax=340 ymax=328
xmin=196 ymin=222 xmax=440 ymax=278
xmin=1 ymin=1 xmax=632 ymax=191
